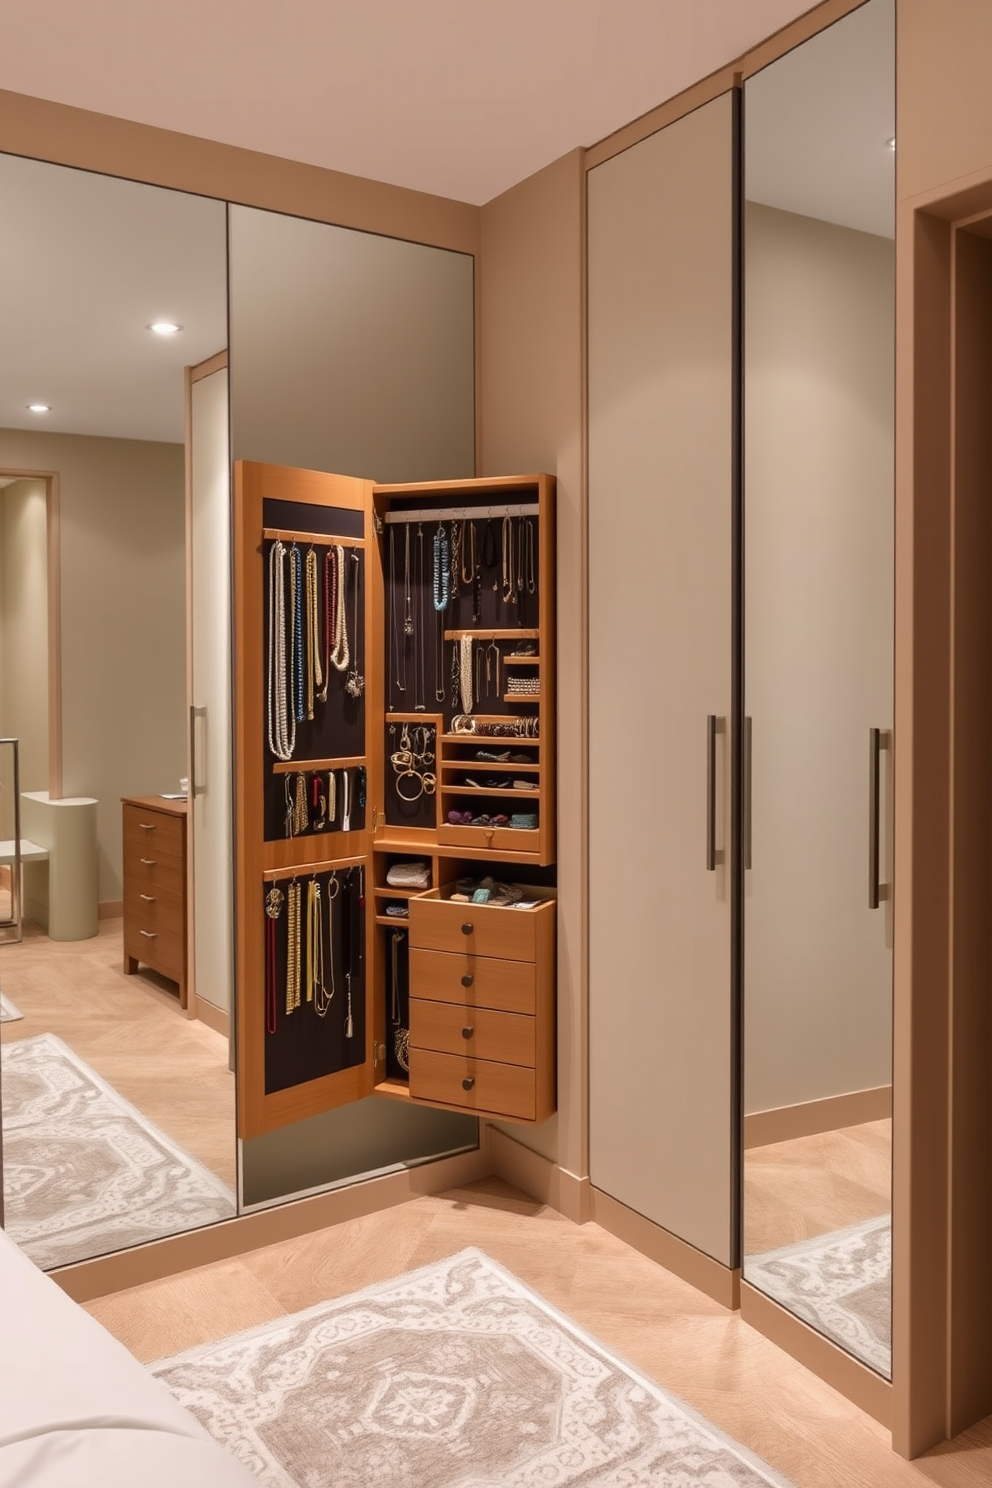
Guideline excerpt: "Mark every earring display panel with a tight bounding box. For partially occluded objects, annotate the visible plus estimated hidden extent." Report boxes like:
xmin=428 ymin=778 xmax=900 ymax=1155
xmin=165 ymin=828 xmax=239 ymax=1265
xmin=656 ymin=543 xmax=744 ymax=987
xmin=377 ymin=477 xmax=555 ymax=867
xmin=262 ymin=863 xmax=366 ymax=1095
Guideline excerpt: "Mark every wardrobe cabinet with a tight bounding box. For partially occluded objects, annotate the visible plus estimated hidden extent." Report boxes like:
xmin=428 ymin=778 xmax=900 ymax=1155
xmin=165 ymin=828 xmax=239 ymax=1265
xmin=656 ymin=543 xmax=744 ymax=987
xmin=587 ymin=90 xmax=738 ymax=1270
xmin=233 ymin=461 xmax=557 ymax=1141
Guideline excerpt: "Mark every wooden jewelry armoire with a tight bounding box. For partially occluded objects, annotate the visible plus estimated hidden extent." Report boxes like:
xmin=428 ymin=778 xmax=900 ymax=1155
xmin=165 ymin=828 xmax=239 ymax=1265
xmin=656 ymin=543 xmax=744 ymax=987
xmin=233 ymin=462 xmax=557 ymax=1141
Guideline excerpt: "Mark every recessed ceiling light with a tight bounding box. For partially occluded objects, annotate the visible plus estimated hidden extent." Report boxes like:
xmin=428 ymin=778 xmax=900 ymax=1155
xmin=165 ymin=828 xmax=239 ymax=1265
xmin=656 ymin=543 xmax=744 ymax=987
xmin=886 ymin=137 xmax=896 ymax=151
xmin=148 ymin=321 xmax=183 ymax=336
xmin=27 ymin=403 xmax=51 ymax=414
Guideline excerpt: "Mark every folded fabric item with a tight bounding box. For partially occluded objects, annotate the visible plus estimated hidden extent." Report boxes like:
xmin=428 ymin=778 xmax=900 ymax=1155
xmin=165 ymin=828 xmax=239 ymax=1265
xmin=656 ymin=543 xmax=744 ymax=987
xmin=513 ymin=779 xmax=537 ymax=790
xmin=511 ymin=753 xmax=534 ymax=764
xmin=476 ymin=748 xmax=511 ymax=762
xmin=384 ymin=903 xmax=409 ymax=917
xmin=386 ymin=860 xmax=430 ymax=888
xmin=447 ymin=810 xmax=473 ymax=826
xmin=453 ymin=876 xmax=523 ymax=906
xmin=509 ymin=813 xmax=539 ymax=830
xmin=507 ymin=640 xmax=536 ymax=656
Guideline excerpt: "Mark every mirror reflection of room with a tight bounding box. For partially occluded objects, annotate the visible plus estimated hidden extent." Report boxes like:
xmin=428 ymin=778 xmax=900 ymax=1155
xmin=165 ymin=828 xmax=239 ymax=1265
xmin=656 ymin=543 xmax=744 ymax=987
xmin=0 ymin=152 xmax=236 ymax=1268
xmin=741 ymin=0 xmax=895 ymax=1380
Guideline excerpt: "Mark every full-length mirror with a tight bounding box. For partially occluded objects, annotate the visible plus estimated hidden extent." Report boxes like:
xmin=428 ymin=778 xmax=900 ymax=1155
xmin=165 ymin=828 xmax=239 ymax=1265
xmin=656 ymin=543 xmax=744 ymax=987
xmin=0 ymin=153 xmax=236 ymax=1267
xmin=742 ymin=0 xmax=895 ymax=1378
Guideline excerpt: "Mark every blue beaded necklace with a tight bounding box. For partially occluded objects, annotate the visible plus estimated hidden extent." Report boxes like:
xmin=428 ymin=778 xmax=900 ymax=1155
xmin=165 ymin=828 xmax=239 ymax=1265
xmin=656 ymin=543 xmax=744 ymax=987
xmin=433 ymin=523 xmax=451 ymax=612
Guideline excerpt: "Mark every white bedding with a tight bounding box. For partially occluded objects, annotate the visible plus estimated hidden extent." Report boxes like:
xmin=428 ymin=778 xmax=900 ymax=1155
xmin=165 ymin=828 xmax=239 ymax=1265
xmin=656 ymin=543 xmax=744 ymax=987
xmin=0 ymin=1226 xmax=257 ymax=1488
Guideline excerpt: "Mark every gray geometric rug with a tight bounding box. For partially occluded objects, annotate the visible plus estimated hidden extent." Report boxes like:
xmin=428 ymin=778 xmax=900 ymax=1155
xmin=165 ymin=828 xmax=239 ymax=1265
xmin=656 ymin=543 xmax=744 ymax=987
xmin=0 ymin=991 xmax=23 ymax=1022
xmin=150 ymin=1247 xmax=798 ymax=1488
xmin=1 ymin=1032 xmax=236 ymax=1270
xmin=745 ymin=1215 xmax=891 ymax=1378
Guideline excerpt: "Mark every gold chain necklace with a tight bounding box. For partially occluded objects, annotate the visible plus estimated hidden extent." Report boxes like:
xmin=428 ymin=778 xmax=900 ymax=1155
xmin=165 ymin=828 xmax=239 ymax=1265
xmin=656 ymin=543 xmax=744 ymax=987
xmin=285 ymin=880 xmax=301 ymax=1014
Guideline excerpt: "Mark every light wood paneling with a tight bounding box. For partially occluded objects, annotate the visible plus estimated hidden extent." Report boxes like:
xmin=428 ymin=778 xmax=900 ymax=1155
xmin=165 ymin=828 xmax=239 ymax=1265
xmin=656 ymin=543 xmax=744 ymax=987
xmin=587 ymin=92 xmax=736 ymax=1267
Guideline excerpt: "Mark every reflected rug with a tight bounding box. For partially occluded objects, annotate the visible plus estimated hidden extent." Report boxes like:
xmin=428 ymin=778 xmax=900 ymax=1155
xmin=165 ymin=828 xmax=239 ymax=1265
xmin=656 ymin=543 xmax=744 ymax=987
xmin=745 ymin=1216 xmax=891 ymax=1377
xmin=151 ymin=1247 xmax=798 ymax=1488
xmin=1 ymin=1032 xmax=236 ymax=1270
xmin=0 ymin=992 xmax=23 ymax=1022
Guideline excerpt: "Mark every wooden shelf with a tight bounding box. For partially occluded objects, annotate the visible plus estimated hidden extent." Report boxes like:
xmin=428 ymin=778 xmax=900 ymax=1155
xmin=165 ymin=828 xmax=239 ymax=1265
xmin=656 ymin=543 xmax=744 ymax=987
xmin=270 ymin=755 xmax=366 ymax=774
xmin=504 ymin=656 xmax=540 ymax=665
xmin=440 ymin=786 xmax=541 ymax=799
xmin=374 ymin=885 xmax=429 ymax=899
xmin=441 ymin=759 xmax=540 ymax=772
xmin=376 ymin=913 xmax=410 ymax=926
xmin=503 ymin=694 xmax=541 ymax=704
xmin=444 ymin=628 xmax=539 ymax=640
xmin=373 ymin=1077 xmax=412 ymax=1103
xmin=440 ymin=733 xmax=540 ymax=745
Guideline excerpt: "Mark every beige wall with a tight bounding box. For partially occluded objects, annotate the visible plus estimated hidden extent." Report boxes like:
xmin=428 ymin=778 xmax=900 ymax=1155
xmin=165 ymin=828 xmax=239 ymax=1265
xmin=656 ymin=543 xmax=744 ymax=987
xmin=0 ymin=429 xmax=185 ymax=903
xmin=0 ymin=479 xmax=49 ymax=797
xmin=743 ymin=202 xmax=894 ymax=1114
xmin=479 ymin=150 xmax=585 ymax=1178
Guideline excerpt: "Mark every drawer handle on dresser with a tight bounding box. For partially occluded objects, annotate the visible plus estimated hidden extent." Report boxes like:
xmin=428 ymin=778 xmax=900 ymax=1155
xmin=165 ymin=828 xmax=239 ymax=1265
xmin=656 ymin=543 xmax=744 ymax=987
xmin=461 ymin=922 xmax=473 ymax=936
xmin=139 ymin=894 xmax=156 ymax=903
xmin=139 ymin=930 xmax=158 ymax=939
xmin=462 ymin=1077 xmax=475 ymax=1091
xmin=461 ymin=973 xmax=474 ymax=988
xmin=138 ymin=822 xmax=156 ymax=830
xmin=461 ymin=1025 xmax=474 ymax=1040
xmin=140 ymin=858 xmax=157 ymax=866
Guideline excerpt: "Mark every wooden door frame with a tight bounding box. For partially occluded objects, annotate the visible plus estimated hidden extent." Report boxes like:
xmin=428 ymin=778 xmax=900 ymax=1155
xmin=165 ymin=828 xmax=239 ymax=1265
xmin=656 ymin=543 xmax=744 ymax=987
xmin=0 ymin=466 xmax=62 ymax=800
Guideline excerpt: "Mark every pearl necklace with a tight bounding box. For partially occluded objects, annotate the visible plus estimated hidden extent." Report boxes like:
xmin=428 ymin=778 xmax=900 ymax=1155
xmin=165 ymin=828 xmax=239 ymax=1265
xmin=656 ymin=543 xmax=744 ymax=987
xmin=329 ymin=545 xmax=350 ymax=673
xmin=305 ymin=547 xmax=323 ymax=719
xmin=267 ymin=540 xmax=295 ymax=761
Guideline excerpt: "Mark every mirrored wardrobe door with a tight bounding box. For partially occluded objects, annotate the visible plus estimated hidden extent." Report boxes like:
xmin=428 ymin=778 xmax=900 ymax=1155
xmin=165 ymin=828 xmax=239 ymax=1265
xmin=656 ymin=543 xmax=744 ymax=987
xmin=742 ymin=0 xmax=895 ymax=1379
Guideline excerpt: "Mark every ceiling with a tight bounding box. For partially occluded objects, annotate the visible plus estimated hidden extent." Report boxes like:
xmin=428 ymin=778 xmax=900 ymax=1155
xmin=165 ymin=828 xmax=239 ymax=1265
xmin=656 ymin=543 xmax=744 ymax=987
xmin=745 ymin=0 xmax=895 ymax=238
xmin=0 ymin=0 xmax=817 ymax=206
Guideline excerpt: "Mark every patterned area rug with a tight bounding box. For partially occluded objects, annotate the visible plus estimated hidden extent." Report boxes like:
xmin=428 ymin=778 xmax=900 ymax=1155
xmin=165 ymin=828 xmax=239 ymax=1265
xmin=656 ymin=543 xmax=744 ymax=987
xmin=0 ymin=991 xmax=23 ymax=1022
xmin=151 ymin=1247 xmax=798 ymax=1488
xmin=745 ymin=1215 xmax=891 ymax=1378
xmin=1 ymin=1032 xmax=236 ymax=1269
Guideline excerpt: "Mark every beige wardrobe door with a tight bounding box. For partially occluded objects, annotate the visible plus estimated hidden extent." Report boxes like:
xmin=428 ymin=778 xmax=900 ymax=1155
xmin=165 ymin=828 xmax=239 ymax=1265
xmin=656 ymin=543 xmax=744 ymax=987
xmin=588 ymin=93 xmax=737 ymax=1267
xmin=188 ymin=362 xmax=234 ymax=1048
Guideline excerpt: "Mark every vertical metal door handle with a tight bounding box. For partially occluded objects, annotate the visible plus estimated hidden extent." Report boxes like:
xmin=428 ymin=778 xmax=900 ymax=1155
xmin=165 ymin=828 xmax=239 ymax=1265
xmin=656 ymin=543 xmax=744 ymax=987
xmin=743 ymin=716 xmax=753 ymax=871
xmin=706 ymin=715 xmax=717 ymax=871
xmin=869 ymin=727 xmax=881 ymax=909
xmin=189 ymin=705 xmax=207 ymax=798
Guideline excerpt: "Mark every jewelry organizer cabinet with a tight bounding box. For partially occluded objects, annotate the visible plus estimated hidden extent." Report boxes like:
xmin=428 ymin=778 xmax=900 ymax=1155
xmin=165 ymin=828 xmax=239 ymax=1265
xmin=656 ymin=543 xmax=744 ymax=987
xmin=121 ymin=795 xmax=189 ymax=1008
xmin=234 ymin=462 xmax=556 ymax=1141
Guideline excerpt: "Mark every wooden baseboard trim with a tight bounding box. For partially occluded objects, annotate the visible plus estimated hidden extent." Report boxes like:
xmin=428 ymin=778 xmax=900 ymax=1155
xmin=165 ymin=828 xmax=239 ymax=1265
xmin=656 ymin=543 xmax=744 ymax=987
xmin=590 ymin=1187 xmax=740 ymax=1310
xmin=488 ymin=1127 xmax=592 ymax=1222
xmin=51 ymin=1143 xmax=491 ymax=1303
xmin=193 ymin=994 xmax=230 ymax=1039
xmin=740 ymin=1280 xmax=892 ymax=1428
xmin=744 ymin=1085 xmax=892 ymax=1149
xmin=98 ymin=900 xmax=123 ymax=920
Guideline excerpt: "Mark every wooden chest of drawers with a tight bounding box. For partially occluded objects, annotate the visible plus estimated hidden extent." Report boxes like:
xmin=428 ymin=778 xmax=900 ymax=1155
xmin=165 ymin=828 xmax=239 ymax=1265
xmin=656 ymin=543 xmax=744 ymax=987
xmin=406 ymin=890 xmax=556 ymax=1124
xmin=121 ymin=796 xmax=188 ymax=1008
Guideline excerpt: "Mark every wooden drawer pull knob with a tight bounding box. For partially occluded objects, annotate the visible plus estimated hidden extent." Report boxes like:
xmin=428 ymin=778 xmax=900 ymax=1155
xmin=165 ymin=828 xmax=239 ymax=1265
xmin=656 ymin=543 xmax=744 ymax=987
xmin=461 ymin=973 xmax=474 ymax=988
xmin=139 ymin=930 xmax=158 ymax=939
xmin=461 ymin=922 xmax=474 ymax=936
xmin=461 ymin=1026 xmax=474 ymax=1040
xmin=462 ymin=1077 xmax=475 ymax=1091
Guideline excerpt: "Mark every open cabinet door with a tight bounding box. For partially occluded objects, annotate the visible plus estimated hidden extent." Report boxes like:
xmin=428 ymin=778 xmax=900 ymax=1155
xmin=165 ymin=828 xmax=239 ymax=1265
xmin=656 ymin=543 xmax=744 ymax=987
xmin=234 ymin=460 xmax=381 ymax=1138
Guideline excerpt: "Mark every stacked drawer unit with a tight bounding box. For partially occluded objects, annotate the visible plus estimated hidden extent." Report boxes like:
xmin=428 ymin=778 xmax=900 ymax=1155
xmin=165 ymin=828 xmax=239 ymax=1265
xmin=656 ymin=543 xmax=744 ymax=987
xmin=121 ymin=796 xmax=188 ymax=1008
xmin=407 ymin=889 xmax=556 ymax=1123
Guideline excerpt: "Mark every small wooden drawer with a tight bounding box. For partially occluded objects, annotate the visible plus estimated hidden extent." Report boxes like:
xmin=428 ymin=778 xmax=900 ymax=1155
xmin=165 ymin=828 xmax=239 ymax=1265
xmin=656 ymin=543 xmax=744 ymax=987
xmin=123 ymin=804 xmax=185 ymax=859
xmin=436 ymin=823 xmax=540 ymax=855
xmin=409 ymin=1048 xmax=536 ymax=1121
xmin=409 ymin=891 xmax=553 ymax=962
xmin=409 ymin=948 xmax=537 ymax=1015
xmin=123 ymin=923 xmax=185 ymax=981
xmin=127 ymin=851 xmax=184 ymax=896
xmin=410 ymin=998 xmax=536 ymax=1066
xmin=123 ymin=884 xmax=184 ymax=935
